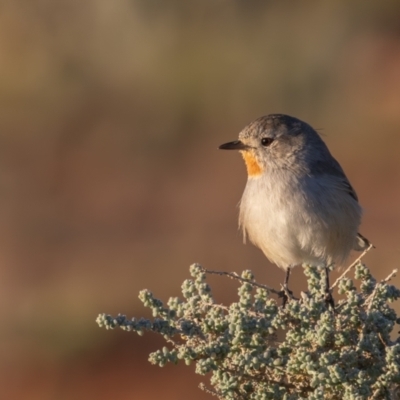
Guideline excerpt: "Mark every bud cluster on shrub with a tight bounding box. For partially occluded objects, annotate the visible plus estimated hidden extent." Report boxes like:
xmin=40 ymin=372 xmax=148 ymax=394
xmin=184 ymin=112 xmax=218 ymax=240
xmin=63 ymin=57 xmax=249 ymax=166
xmin=97 ymin=261 xmax=400 ymax=399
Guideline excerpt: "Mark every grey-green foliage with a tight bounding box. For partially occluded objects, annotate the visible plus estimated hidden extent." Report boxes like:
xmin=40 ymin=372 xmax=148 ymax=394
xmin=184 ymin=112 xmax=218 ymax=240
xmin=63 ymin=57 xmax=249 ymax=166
xmin=96 ymin=263 xmax=400 ymax=399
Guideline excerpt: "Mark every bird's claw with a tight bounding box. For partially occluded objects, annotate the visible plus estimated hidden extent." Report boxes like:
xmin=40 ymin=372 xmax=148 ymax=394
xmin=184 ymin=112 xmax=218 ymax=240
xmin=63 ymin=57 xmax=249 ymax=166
xmin=325 ymin=290 xmax=335 ymax=310
xmin=278 ymin=286 xmax=294 ymax=308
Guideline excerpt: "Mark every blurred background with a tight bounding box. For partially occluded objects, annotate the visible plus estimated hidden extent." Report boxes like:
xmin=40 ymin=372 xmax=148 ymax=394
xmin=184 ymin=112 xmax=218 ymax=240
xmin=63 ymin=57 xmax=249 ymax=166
xmin=1 ymin=1 xmax=400 ymax=399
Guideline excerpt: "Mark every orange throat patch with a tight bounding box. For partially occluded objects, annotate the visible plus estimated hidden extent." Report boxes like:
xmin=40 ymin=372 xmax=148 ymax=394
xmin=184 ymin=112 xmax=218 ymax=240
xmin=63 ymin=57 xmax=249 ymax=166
xmin=240 ymin=151 xmax=263 ymax=177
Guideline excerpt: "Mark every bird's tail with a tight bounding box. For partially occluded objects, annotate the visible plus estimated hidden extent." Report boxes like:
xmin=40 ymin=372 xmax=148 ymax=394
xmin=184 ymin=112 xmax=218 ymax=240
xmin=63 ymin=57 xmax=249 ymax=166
xmin=353 ymin=232 xmax=373 ymax=251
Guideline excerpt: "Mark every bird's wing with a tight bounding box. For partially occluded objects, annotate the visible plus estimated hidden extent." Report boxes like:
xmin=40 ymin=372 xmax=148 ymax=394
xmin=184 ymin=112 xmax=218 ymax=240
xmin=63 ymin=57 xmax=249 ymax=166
xmin=310 ymin=157 xmax=358 ymax=202
xmin=341 ymin=179 xmax=358 ymax=202
xmin=354 ymin=232 xmax=372 ymax=251
xmin=310 ymin=156 xmax=373 ymax=251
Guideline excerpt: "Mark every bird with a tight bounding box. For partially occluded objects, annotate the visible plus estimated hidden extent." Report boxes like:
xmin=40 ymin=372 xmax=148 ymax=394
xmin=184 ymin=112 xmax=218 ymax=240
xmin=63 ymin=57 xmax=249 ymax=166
xmin=219 ymin=114 xmax=370 ymax=305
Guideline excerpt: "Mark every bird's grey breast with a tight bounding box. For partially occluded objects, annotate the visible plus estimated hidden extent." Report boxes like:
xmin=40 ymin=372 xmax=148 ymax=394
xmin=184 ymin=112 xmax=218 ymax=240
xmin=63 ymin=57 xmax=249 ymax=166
xmin=239 ymin=171 xmax=307 ymax=266
xmin=239 ymin=168 xmax=362 ymax=268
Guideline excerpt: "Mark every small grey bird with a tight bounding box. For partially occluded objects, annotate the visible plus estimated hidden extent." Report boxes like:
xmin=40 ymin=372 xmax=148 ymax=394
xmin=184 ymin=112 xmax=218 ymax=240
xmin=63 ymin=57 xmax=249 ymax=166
xmin=219 ymin=114 xmax=369 ymax=303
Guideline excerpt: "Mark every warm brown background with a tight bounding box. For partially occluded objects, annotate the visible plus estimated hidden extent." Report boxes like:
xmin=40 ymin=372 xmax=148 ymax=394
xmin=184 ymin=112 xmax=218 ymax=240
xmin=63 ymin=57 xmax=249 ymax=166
xmin=1 ymin=1 xmax=400 ymax=399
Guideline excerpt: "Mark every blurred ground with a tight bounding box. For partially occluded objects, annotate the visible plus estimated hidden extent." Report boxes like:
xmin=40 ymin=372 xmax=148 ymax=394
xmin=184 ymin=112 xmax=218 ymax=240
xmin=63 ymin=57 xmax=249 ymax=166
xmin=1 ymin=1 xmax=400 ymax=399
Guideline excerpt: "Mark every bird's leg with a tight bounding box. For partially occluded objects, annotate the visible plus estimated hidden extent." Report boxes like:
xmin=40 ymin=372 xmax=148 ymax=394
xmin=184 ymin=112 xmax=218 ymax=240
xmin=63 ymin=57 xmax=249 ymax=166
xmin=324 ymin=266 xmax=334 ymax=309
xmin=284 ymin=268 xmax=291 ymax=288
xmin=279 ymin=268 xmax=293 ymax=307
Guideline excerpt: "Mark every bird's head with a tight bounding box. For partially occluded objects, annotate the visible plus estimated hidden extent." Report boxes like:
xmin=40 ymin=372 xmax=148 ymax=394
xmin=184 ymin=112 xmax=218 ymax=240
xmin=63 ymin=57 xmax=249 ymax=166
xmin=219 ymin=114 xmax=323 ymax=178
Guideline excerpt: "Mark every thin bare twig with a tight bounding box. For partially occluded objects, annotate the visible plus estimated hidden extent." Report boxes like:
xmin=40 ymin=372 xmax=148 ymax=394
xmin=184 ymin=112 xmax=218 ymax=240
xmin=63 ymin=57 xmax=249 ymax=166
xmin=334 ymin=254 xmax=392 ymax=313
xmin=201 ymin=267 xmax=281 ymax=295
xmin=378 ymin=332 xmax=387 ymax=347
xmin=356 ymin=268 xmax=398 ymax=351
xmin=199 ymin=383 xmax=224 ymax=399
xmin=370 ymin=387 xmax=382 ymax=400
xmin=365 ymin=269 xmax=398 ymax=310
xmin=381 ymin=268 xmax=398 ymax=284
xmin=330 ymin=243 xmax=374 ymax=290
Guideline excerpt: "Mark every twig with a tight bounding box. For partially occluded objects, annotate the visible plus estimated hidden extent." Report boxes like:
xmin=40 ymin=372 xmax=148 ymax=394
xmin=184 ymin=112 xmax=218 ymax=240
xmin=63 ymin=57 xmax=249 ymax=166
xmin=205 ymin=301 xmax=278 ymax=321
xmin=378 ymin=332 xmax=387 ymax=347
xmin=330 ymin=244 xmax=373 ymax=290
xmin=201 ymin=267 xmax=281 ymax=295
xmin=199 ymin=383 xmax=224 ymax=399
xmin=205 ymin=302 xmax=229 ymax=312
xmin=365 ymin=269 xmax=398 ymax=310
xmin=370 ymin=388 xmax=380 ymax=400
xmin=335 ymin=262 xmax=395 ymax=313
xmin=381 ymin=268 xmax=398 ymax=284
xmin=221 ymin=366 xmax=315 ymax=394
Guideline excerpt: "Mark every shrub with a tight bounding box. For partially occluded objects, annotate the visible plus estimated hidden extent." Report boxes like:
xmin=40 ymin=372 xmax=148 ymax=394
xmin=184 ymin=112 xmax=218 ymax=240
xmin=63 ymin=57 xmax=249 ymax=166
xmin=97 ymin=250 xmax=400 ymax=399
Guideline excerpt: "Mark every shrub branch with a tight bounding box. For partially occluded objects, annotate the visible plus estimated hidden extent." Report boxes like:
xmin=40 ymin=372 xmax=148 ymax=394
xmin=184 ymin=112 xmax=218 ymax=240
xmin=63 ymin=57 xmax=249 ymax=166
xmin=97 ymin=252 xmax=400 ymax=399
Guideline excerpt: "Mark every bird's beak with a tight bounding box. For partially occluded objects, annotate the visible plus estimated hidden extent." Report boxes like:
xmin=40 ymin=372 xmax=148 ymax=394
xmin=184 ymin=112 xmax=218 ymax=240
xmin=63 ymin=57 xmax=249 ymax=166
xmin=218 ymin=140 xmax=248 ymax=150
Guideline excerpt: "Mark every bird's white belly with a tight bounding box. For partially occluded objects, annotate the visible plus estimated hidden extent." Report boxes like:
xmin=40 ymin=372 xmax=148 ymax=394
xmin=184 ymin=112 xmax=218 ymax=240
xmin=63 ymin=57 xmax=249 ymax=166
xmin=239 ymin=175 xmax=358 ymax=269
xmin=240 ymin=194 xmax=318 ymax=267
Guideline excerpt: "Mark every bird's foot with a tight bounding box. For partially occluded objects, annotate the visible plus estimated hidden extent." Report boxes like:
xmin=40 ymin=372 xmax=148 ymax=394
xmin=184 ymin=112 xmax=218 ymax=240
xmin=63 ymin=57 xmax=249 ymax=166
xmin=325 ymin=290 xmax=335 ymax=310
xmin=278 ymin=286 xmax=294 ymax=308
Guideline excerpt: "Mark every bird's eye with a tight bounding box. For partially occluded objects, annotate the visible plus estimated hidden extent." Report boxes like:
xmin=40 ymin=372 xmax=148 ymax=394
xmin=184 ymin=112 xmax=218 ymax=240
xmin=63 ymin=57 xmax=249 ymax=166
xmin=261 ymin=137 xmax=274 ymax=147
